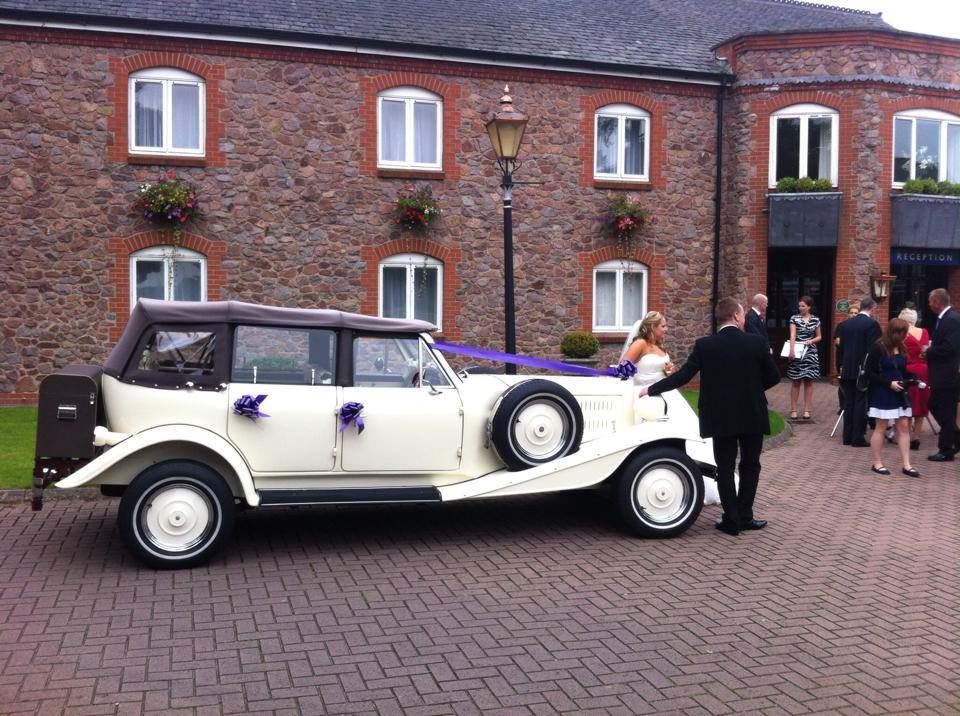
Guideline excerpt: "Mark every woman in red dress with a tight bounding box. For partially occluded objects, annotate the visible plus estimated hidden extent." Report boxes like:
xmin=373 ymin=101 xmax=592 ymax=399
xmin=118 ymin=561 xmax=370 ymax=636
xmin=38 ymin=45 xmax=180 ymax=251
xmin=900 ymin=308 xmax=930 ymax=450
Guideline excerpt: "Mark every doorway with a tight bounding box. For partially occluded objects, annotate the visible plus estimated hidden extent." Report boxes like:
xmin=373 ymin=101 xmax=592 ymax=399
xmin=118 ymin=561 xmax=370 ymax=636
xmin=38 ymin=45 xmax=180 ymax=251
xmin=889 ymin=264 xmax=951 ymax=329
xmin=767 ymin=248 xmax=835 ymax=376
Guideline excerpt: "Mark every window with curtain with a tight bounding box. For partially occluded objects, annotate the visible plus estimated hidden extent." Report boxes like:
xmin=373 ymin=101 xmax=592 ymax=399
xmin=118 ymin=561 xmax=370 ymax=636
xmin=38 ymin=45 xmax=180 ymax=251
xmin=594 ymin=104 xmax=650 ymax=181
xmin=379 ymin=253 xmax=443 ymax=329
xmin=892 ymin=110 xmax=960 ymax=185
xmin=129 ymin=68 xmax=205 ymax=156
xmin=378 ymin=87 xmax=442 ymax=170
xmin=769 ymin=104 xmax=838 ymax=186
xmin=593 ymin=260 xmax=648 ymax=331
xmin=130 ymin=246 xmax=207 ymax=310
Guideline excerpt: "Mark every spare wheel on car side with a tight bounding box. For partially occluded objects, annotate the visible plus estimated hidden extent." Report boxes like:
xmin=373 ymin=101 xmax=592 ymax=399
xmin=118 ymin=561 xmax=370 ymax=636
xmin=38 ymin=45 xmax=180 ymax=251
xmin=118 ymin=460 xmax=235 ymax=569
xmin=489 ymin=379 xmax=584 ymax=471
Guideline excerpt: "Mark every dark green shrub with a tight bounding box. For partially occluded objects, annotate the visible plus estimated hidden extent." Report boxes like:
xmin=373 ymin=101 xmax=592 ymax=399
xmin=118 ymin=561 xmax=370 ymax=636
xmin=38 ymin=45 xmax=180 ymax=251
xmin=561 ymin=330 xmax=600 ymax=358
xmin=775 ymin=177 xmax=798 ymax=192
xmin=938 ymin=181 xmax=960 ymax=196
xmin=902 ymin=178 xmax=941 ymax=194
xmin=248 ymin=356 xmax=301 ymax=370
xmin=774 ymin=176 xmax=834 ymax=193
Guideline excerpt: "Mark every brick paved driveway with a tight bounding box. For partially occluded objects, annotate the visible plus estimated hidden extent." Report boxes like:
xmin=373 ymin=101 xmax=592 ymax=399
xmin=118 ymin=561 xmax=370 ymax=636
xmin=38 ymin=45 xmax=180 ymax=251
xmin=2 ymin=382 xmax=958 ymax=715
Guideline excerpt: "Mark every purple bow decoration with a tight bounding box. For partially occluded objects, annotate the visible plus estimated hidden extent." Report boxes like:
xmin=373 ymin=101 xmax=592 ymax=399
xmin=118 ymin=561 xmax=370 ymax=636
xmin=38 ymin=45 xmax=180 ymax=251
xmin=233 ymin=394 xmax=270 ymax=419
xmin=339 ymin=401 xmax=365 ymax=434
xmin=610 ymin=359 xmax=637 ymax=380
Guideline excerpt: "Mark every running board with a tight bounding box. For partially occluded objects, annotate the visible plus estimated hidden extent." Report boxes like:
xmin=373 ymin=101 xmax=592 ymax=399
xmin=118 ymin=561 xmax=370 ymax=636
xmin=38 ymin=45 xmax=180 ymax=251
xmin=258 ymin=487 xmax=442 ymax=506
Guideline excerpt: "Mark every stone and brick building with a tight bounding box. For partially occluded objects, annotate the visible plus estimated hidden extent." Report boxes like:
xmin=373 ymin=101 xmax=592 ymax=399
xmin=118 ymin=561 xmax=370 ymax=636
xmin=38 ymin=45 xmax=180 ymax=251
xmin=1 ymin=0 xmax=959 ymax=404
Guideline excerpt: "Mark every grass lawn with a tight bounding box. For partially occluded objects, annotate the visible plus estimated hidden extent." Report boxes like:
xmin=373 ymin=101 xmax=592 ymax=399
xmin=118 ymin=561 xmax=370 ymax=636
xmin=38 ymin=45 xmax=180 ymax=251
xmin=0 ymin=407 xmax=37 ymax=489
xmin=680 ymin=390 xmax=785 ymax=439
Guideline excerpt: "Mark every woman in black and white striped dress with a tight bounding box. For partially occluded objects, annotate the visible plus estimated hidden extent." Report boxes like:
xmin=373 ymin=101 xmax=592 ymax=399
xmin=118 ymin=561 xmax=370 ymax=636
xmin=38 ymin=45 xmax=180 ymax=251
xmin=787 ymin=296 xmax=822 ymax=419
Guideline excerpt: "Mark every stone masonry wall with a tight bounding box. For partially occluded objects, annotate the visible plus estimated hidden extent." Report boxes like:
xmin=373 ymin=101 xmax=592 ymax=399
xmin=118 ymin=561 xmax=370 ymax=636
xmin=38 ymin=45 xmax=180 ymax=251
xmin=0 ymin=30 xmax=720 ymax=400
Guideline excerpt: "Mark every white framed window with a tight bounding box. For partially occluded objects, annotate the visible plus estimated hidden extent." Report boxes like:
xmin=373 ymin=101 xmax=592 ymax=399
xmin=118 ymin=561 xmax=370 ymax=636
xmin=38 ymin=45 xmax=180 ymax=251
xmin=594 ymin=104 xmax=650 ymax=181
xmin=377 ymin=87 xmax=442 ymax=170
xmin=893 ymin=109 xmax=960 ymax=185
xmin=129 ymin=68 xmax=205 ymax=156
xmin=130 ymin=246 xmax=207 ymax=310
xmin=768 ymin=104 xmax=838 ymax=186
xmin=379 ymin=253 xmax=443 ymax=329
xmin=593 ymin=259 xmax=648 ymax=331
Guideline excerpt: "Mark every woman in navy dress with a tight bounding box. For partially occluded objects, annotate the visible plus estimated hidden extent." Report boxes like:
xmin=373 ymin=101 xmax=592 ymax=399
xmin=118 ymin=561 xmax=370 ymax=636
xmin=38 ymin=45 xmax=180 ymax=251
xmin=864 ymin=318 xmax=919 ymax=477
xmin=787 ymin=296 xmax=821 ymax=420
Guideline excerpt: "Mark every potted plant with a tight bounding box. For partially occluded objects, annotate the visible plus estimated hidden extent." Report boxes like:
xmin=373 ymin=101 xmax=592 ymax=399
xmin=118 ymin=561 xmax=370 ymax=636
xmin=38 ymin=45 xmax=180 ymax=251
xmin=135 ymin=171 xmax=200 ymax=246
xmin=891 ymin=179 xmax=960 ymax=248
xmin=603 ymin=194 xmax=651 ymax=252
xmin=561 ymin=330 xmax=600 ymax=369
xmin=767 ymin=176 xmax=841 ymax=248
xmin=395 ymin=185 xmax=441 ymax=230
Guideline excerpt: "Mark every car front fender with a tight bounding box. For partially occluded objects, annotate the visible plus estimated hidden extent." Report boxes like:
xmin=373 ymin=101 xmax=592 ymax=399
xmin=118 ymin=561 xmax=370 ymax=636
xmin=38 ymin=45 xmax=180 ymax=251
xmin=54 ymin=425 xmax=259 ymax=507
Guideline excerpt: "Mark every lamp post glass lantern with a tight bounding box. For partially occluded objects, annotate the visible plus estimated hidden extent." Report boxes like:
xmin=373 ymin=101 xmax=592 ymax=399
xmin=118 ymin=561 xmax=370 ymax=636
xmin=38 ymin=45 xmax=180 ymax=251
xmin=486 ymin=85 xmax=529 ymax=374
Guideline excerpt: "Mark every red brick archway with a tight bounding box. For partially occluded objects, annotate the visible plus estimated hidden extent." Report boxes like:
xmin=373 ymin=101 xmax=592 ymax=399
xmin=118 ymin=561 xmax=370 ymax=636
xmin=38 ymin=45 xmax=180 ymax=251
xmin=107 ymin=230 xmax=227 ymax=341
xmin=360 ymin=237 xmax=462 ymax=340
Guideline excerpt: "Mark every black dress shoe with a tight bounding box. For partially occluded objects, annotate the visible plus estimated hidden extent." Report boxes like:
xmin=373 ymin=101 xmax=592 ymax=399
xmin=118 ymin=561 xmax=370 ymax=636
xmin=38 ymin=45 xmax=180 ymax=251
xmin=741 ymin=519 xmax=768 ymax=530
xmin=910 ymin=440 xmax=920 ymax=451
xmin=715 ymin=521 xmax=740 ymax=536
xmin=850 ymin=440 xmax=870 ymax=447
xmin=928 ymin=452 xmax=955 ymax=462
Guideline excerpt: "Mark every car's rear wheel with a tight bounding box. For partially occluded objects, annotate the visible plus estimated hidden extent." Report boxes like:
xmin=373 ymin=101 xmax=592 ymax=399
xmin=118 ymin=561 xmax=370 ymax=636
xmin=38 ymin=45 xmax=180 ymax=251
xmin=490 ymin=379 xmax=584 ymax=471
xmin=615 ymin=447 xmax=703 ymax=537
xmin=118 ymin=461 xmax=235 ymax=569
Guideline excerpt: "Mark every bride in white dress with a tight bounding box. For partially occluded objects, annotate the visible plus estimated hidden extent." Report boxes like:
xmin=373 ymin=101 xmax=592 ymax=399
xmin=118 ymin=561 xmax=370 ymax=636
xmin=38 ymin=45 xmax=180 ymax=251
xmin=620 ymin=311 xmax=675 ymax=393
xmin=621 ymin=311 xmax=723 ymax=506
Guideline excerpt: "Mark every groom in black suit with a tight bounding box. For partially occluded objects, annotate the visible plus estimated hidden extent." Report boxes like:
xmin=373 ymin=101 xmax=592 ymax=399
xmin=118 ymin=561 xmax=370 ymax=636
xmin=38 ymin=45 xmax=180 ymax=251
xmin=835 ymin=297 xmax=881 ymax=446
xmin=925 ymin=288 xmax=960 ymax=461
xmin=640 ymin=298 xmax=781 ymax=536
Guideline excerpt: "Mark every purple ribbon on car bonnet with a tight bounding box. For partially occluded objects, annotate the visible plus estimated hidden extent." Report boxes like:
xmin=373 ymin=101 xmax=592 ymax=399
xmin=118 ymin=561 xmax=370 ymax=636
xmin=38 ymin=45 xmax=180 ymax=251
xmin=339 ymin=401 xmax=365 ymax=434
xmin=233 ymin=394 xmax=270 ymax=419
xmin=431 ymin=341 xmax=636 ymax=380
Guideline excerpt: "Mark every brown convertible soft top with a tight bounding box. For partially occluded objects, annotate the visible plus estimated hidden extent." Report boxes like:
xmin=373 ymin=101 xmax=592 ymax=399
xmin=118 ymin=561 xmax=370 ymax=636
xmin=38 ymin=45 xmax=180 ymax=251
xmin=103 ymin=298 xmax=436 ymax=378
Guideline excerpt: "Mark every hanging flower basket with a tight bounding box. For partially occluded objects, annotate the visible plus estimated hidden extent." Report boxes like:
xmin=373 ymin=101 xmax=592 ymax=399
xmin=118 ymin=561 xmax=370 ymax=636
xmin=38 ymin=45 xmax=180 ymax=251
xmin=395 ymin=184 xmax=440 ymax=231
xmin=135 ymin=171 xmax=200 ymax=245
xmin=603 ymin=193 xmax=652 ymax=252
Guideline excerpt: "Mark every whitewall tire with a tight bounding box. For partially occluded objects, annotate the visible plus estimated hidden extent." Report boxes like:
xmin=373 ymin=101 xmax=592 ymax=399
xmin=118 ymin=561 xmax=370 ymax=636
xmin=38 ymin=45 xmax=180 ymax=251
xmin=615 ymin=447 xmax=703 ymax=537
xmin=118 ymin=460 xmax=235 ymax=569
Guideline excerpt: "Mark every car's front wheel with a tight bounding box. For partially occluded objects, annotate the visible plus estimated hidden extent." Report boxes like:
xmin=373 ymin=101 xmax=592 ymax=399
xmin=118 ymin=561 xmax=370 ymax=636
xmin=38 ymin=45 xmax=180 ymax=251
xmin=615 ymin=447 xmax=703 ymax=537
xmin=118 ymin=461 xmax=235 ymax=569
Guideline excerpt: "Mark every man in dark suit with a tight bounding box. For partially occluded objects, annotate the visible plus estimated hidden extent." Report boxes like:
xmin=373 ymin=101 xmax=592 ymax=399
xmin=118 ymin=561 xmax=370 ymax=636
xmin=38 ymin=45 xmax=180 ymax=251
xmin=640 ymin=298 xmax=781 ymax=536
xmin=924 ymin=288 xmax=960 ymax=461
xmin=744 ymin=293 xmax=770 ymax=353
xmin=835 ymin=296 xmax=881 ymax=446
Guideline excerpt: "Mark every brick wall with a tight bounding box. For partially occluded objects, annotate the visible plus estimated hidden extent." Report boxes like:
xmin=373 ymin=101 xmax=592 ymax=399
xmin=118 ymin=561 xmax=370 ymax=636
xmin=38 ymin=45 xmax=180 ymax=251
xmin=719 ymin=35 xmax=960 ymax=373
xmin=0 ymin=27 xmax=719 ymax=401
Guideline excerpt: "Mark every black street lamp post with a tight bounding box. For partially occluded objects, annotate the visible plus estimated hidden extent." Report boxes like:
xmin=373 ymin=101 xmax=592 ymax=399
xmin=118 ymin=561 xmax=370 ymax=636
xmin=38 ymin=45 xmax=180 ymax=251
xmin=485 ymin=85 xmax=529 ymax=375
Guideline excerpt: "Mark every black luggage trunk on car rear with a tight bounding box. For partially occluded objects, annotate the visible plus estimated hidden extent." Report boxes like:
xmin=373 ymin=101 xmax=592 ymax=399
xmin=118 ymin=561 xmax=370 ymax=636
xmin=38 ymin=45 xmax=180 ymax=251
xmin=35 ymin=365 xmax=103 ymax=460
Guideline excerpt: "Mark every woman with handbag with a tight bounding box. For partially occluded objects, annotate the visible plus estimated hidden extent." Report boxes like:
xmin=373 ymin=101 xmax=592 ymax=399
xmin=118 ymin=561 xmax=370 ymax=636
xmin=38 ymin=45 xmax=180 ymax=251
xmin=787 ymin=296 xmax=822 ymax=420
xmin=864 ymin=318 xmax=920 ymax=477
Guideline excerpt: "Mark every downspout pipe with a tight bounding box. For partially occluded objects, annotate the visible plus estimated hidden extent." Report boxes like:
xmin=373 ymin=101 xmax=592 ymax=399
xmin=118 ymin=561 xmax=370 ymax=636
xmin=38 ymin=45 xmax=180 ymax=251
xmin=711 ymin=73 xmax=729 ymax=333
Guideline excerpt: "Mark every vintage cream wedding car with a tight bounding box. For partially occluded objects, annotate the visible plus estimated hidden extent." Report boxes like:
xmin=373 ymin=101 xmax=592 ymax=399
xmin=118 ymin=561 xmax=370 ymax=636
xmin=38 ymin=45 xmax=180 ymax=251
xmin=33 ymin=299 xmax=717 ymax=568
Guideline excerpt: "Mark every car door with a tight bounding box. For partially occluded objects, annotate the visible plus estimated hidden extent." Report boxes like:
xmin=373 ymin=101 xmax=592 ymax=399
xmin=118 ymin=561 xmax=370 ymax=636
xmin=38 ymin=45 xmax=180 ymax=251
xmin=341 ymin=334 xmax=462 ymax=472
xmin=227 ymin=325 xmax=339 ymax=473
